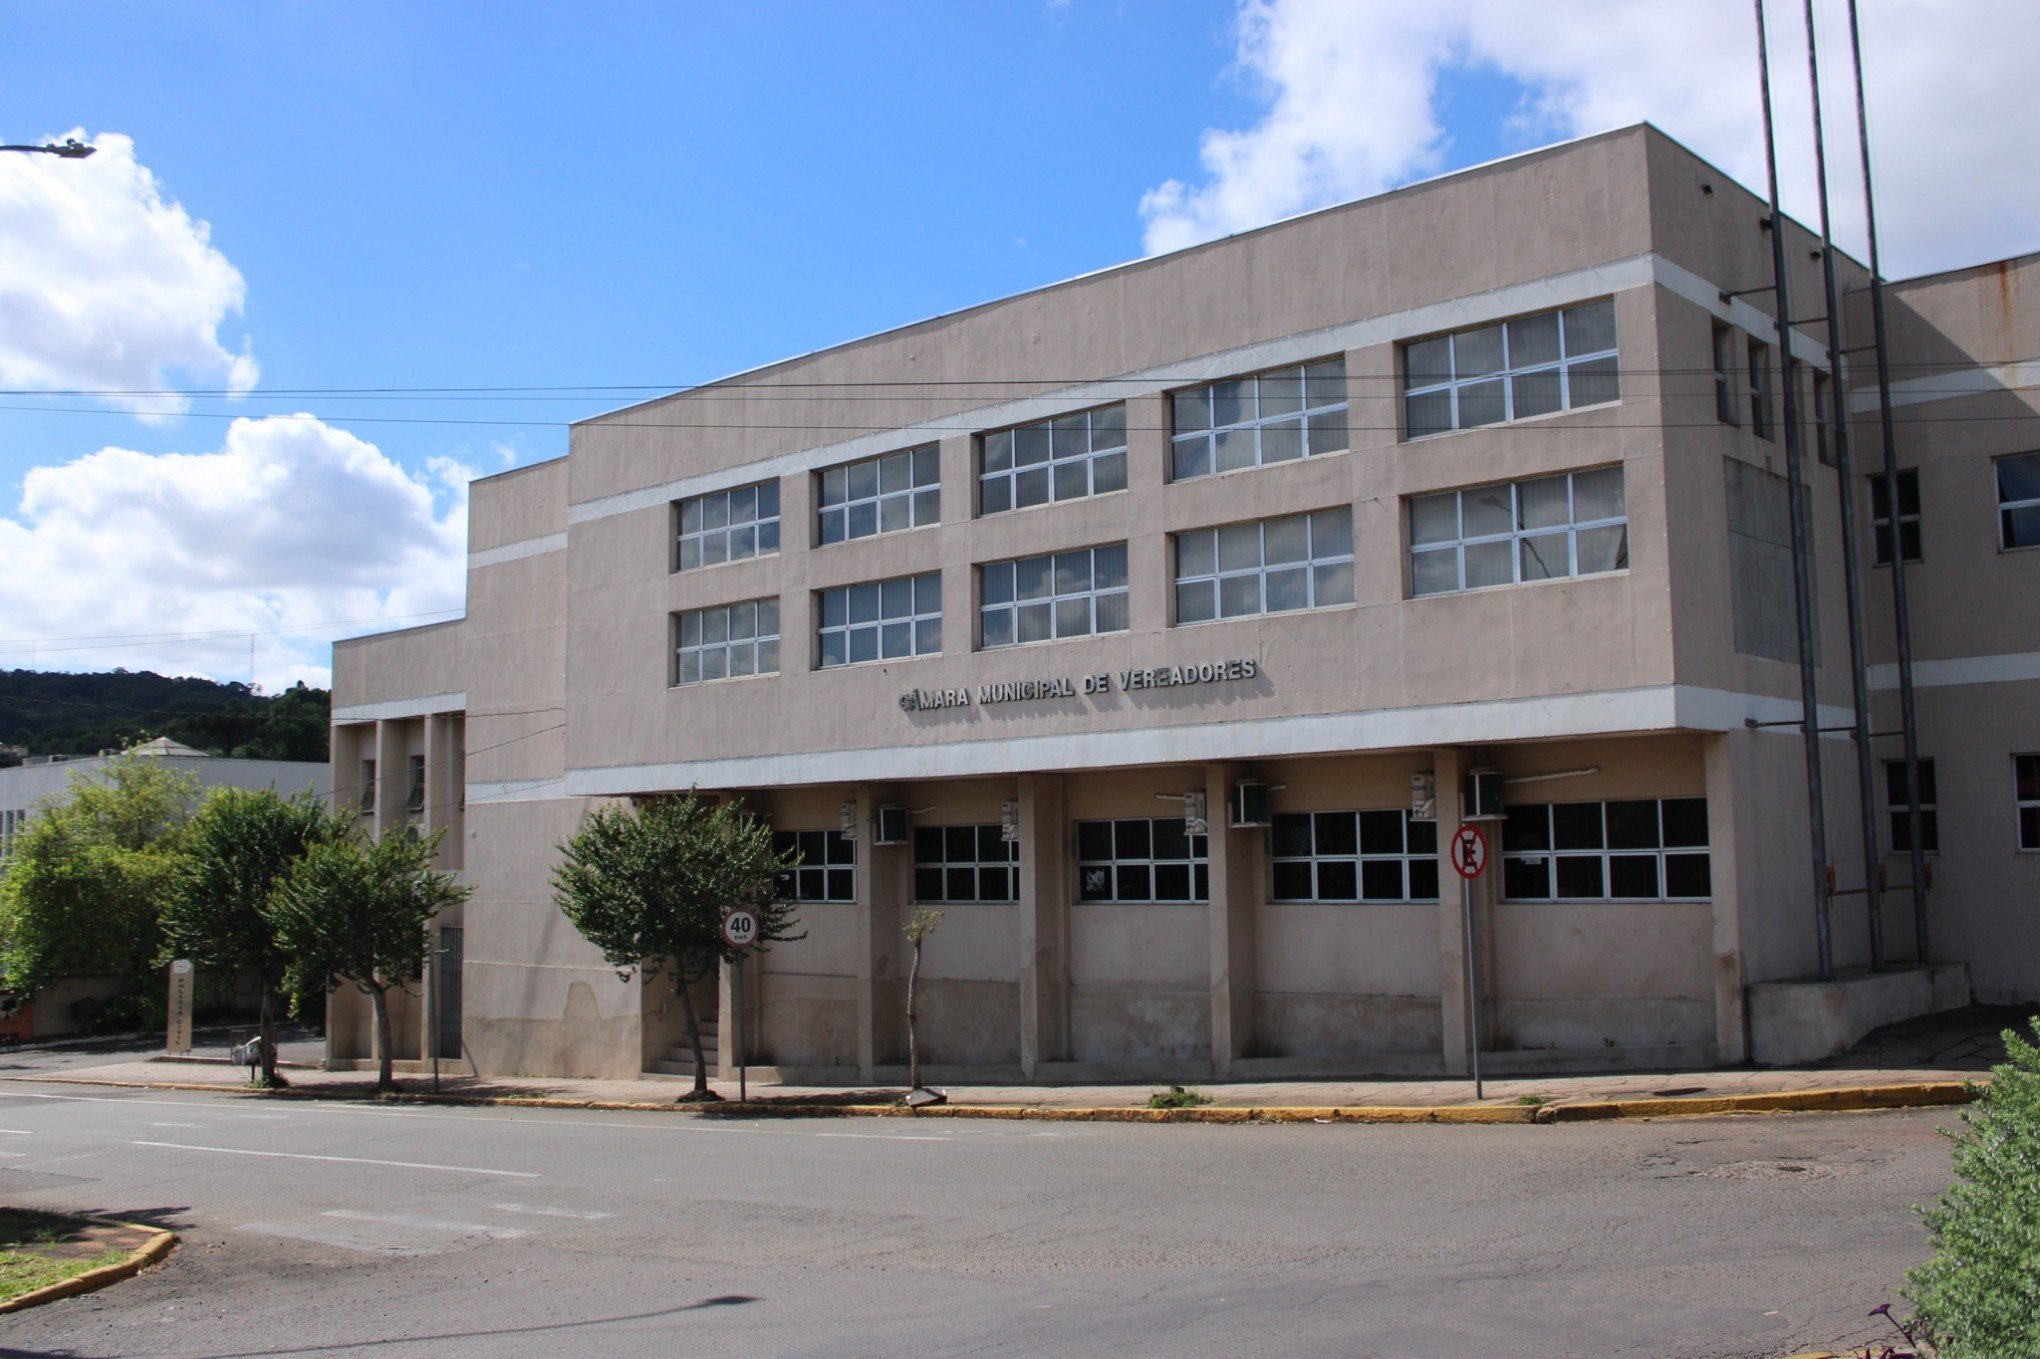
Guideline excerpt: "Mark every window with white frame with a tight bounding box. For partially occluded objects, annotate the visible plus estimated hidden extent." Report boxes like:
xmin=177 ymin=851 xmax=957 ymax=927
xmin=406 ymin=754 xmax=426 ymax=815
xmin=1408 ymin=467 xmax=1627 ymax=597
xmin=1712 ymin=323 xmax=1740 ymax=427
xmin=981 ymin=544 xmax=1128 ymax=648
xmin=675 ymin=481 xmax=780 ymax=570
xmin=1171 ymin=358 xmax=1348 ymax=479
xmin=1174 ymin=507 xmax=1354 ymax=624
xmin=981 ymin=406 xmax=1126 ymax=514
xmin=2015 ymin=754 xmax=2040 ymax=852
xmin=1997 ymin=451 xmax=2040 ymax=551
xmin=1870 ymin=469 xmax=1922 ymax=565
xmin=1403 ymin=300 xmax=1618 ymax=439
xmin=674 ymin=598 xmax=780 ymax=684
xmin=1502 ymin=798 xmax=1711 ymax=901
xmin=772 ymin=829 xmax=855 ymax=902
xmin=1270 ymin=811 xmax=1440 ymax=903
xmin=1747 ymin=336 xmax=1775 ymax=440
xmin=817 ymin=446 xmax=939 ymax=545
xmin=1810 ymin=367 xmax=1835 ymax=467
xmin=1885 ymin=759 xmax=1939 ymax=853
xmin=1076 ymin=818 xmax=1209 ymax=902
xmin=817 ymin=573 xmax=940 ymax=667
xmin=359 ymin=758 xmax=377 ymax=814
xmin=913 ymin=825 xmax=1018 ymax=903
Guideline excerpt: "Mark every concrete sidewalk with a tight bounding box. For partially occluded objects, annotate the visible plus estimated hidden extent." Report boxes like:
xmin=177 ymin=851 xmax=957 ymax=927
xmin=17 ymin=1005 xmax=2026 ymax=1121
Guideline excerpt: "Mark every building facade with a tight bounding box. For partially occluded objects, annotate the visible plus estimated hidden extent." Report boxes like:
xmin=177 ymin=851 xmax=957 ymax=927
xmin=331 ymin=124 xmax=2038 ymax=1084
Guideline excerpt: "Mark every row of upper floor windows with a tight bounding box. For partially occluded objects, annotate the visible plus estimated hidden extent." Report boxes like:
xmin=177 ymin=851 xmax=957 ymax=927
xmin=669 ymin=300 xmax=1622 ymax=572
xmin=670 ymin=466 xmax=1629 ymax=684
xmin=1862 ymin=450 xmax=2040 ymax=566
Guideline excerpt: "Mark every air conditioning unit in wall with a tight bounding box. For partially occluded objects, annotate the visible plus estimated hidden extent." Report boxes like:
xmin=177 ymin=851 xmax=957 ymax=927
xmin=873 ymin=805 xmax=911 ymax=845
xmin=1463 ymin=769 xmax=1507 ymax=821
xmin=1228 ymin=780 xmax=1271 ymax=828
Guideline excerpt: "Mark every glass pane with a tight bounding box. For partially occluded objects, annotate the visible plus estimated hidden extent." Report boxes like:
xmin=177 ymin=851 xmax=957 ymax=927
xmin=913 ymin=488 xmax=939 ymax=525
xmin=847 ymin=458 xmax=879 ymax=501
xmin=1053 ymin=414 xmax=1088 ymax=457
xmin=1575 ymin=525 xmax=1629 ymax=574
xmin=729 ymin=485 xmax=756 ymax=525
xmin=1094 ymin=589 xmax=1129 ymax=633
xmin=1661 ymin=798 xmax=1709 ymax=847
xmin=679 ymin=612 xmax=702 ymax=646
xmin=1405 ymin=337 xmax=1452 ymax=388
xmin=1078 ymin=867 xmax=1113 ymax=902
xmin=913 ymin=446 xmax=940 ymax=486
xmin=820 ymin=466 xmax=848 ymax=507
xmin=1608 ymin=855 xmax=1660 ymax=898
xmin=915 ymin=867 xmax=945 ymax=902
xmin=1508 ymin=311 xmax=1561 ymax=367
xmin=729 ymin=644 xmax=755 ymax=678
xmin=978 ymin=474 xmax=1012 ymax=517
xmin=701 ymin=533 xmax=728 ymax=566
xmin=1260 ymin=419 xmax=1304 ymax=463
xmin=1077 ymin=822 xmax=1114 ymax=861
xmin=818 ymin=508 xmax=845 ymax=545
xmin=702 ymin=494 xmax=729 ymax=530
xmin=1519 ymin=533 xmax=1569 ymax=582
xmin=1177 ymin=530 xmax=1216 ymax=577
xmin=758 ymin=480 xmax=779 ymax=517
xmin=1572 ymin=467 xmax=1625 ymax=522
xmin=1094 ymin=543 xmax=1127 ymax=589
xmin=1567 ymin=355 xmax=1620 ymax=407
xmin=2004 ymin=504 xmax=2040 ymax=549
xmin=1552 ymin=803 xmax=1604 ymax=850
xmin=1664 ymin=853 xmax=1712 ymax=899
xmin=730 ymin=524 xmax=755 ymax=559
xmin=878 ymin=493 xmax=910 ymax=534
xmin=880 ymin=621 xmax=911 ymax=658
xmin=1271 ymin=815 xmax=1314 ymax=858
xmin=1409 ymin=493 xmax=1460 ymax=546
xmin=1272 ymin=861 xmax=1314 ymax=901
xmin=1463 ymin=540 xmax=1514 ymax=589
xmin=846 ymin=501 xmax=876 ymax=539
xmin=1605 ymin=800 xmax=1660 ymax=849
xmin=1410 ymin=548 xmax=1459 ymax=596
xmin=1503 ymin=856 xmax=1550 ymax=900
xmin=1307 ymin=410 xmax=1347 ymax=453
xmin=1211 ymin=379 xmax=1248 ymax=427
xmin=916 ymin=616 xmax=941 ymax=653
xmin=980 ymin=825 xmax=1009 ymax=860
xmin=827 ymin=868 xmax=854 ymax=901
xmin=1173 ymin=389 xmax=1211 ymax=434
xmin=1091 ymin=404 xmax=1126 ymax=450
xmin=1503 ymin=805 xmax=1550 ymax=852
xmin=680 ymin=499 xmax=703 ymax=534
xmin=678 ymin=536 xmax=701 ymax=570
xmin=1264 ymin=514 xmax=1309 ymax=564
xmin=880 ymin=577 xmax=912 ymax=617
xmin=1359 ymin=810 xmax=1404 ymax=855
xmin=1152 ymin=818 xmax=1190 ymax=860
xmin=1313 ymin=560 xmax=1354 ymax=605
xmin=1563 ymin=298 xmax=1617 ymax=354
xmin=1512 ymin=367 xmax=1563 ymax=419
xmin=821 ymin=589 xmax=847 ymax=628
xmin=1265 ymin=567 xmax=1308 ymax=612
xmin=947 ymin=867 xmax=976 ymax=902
xmin=1317 ymin=860 xmax=1358 ymax=901
xmin=1405 ymin=390 xmax=1453 ymax=438
xmin=981 ymin=607 xmax=1014 ymax=648
xmin=1015 ymin=426 xmax=1050 ymax=466
xmin=1016 ymin=602 xmax=1051 ymax=644
xmin=1015 ymin=467 xmax=1050 ymax=508
xmin=1361 ymin=860 xmax=1405 ymax=902
xmin=727 ymin=602 xmax=755 ymax=640
xmin=848 ymin=627 xmax=878 ymax=663
xmin=1015 ymin=554 xmax=1052 ymax=600
xmin=1996 ymin=453 xmax=2040 ymax=503
xmin=1217 ymin=522 xmax=1262 ymax=572
xmin=700 ymin=647 xmax=727 ymax=681
xmin=1456 ymin=325 xmax=1505 ymax=378
xmin=1153 ymin=864 xmax=1191 ymax=901
xmin=2018 ymin=756 xmax=2040 ymax=803
xmin=1219 ymin=573 xmax=1261 ymax=617
xmin=1259 ymin=370 xmax=1303 ymax=417
xmin=1055 ymin=551 xmax=1092 ymax=593
xmin=1093 ymin=450 xmax=1127 ymax=493
xmin=1312 ymin=507 xmax=1353 ymax=558
xmin=1115 ymin=819 xmax=1151 ymax=858
xmin=982 ymin=561 xmax=1015 ymax=605
xmin=1056 ymin=597 xmax=1092 ymax=637
xmin=1407 ymin=818 xmax=1437 ymax=856
xmin=1555 ymin=855 xmax=1605 ymax=899
xmin=1458 ymin=379 xmax=1506 ymax=429
xmin=1176 ymin=579 xmax=1216 ymax=624
xmin=1172 ymin=436 xmax=1212 ymax=481
xmin=1304 ymin=357 xmax=1346 ymax=407
xmin=1409 ymin=859 xmax=1440 ymax=901
xmin=702 ymin=609 xmax=728 ymax=644
xmin=1053 ymin=460 xmax=1088 ymax=501
xmin=678 ymin=650 xmax=701 ymax=684
xmin=1214 ymin=427 xmax=1257 ymax=472
xmin=1463 ymin=485 xmax=1514 ymax=538
xmin=756 ymin=638 xmax=778 ymax=673
xmin=1518 ymin=475 xmax=1570 ymax=529
xmin=983 ymin=430 xmax=1013 ymax=474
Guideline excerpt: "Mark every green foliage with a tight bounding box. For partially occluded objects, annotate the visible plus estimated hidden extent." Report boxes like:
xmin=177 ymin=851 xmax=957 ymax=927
xmin=0 ymin=669 xmax=330 ymax=761
xmin=904 ymin=907 xmax=944 ymax=945
xmin=1146 ymin=1085 xmax=1212 ymax=1110
xmin=0 ymin=754 xmax=196 ymax=1001
xmin=271 ymin=830 xmax=468 ymax=1005
xmin=551 ymin=794 xmax=804 ymax=982
xmin=1904 ymin=1016 xmax=2040 ymax=1357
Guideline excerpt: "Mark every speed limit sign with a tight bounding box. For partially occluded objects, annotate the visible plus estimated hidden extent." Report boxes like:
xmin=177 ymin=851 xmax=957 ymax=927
xmin=721 ymin=908 xmax=760 ymax=949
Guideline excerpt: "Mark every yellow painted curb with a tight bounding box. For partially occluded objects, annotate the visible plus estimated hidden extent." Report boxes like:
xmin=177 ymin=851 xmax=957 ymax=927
xmin=1542 ymin=1080 xmax=1975 ymax=1122
xmin=0 ymin=1222 xmax=176 ymax=1315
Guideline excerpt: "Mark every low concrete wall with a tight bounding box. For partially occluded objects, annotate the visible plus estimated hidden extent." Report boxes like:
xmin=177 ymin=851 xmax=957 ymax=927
xmin=1747 ymin=962 xmax=1970 ymax=1066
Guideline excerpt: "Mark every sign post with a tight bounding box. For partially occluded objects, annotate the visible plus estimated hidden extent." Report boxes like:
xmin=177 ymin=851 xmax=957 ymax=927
xmin=1450 ymin=825 xmax=1489 ymax=1101
xmin=721 ymin=908 xmax=760 ymax=1103
xmin=166 ymin=959 xmax=194 ymax=1056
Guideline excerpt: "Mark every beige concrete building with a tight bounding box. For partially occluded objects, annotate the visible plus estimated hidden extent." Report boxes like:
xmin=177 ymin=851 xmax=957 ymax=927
xmin=330 ymin=124 xmax=2037 ymax=1085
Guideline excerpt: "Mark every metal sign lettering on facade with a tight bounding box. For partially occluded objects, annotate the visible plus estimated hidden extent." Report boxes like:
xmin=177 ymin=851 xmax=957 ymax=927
xmin=901 ymin=658 xmax=1260 ymax=713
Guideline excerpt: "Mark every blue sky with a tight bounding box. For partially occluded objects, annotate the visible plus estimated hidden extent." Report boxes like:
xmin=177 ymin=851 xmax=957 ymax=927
xmin=1 ymin=1 xmax=2031 ymax=688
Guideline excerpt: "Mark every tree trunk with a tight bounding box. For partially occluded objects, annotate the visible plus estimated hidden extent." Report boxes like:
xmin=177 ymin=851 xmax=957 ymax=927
xmin=676 ymin=971 xmax=711 ymax=1100
xmin=370 ymin=982 xmax=394 ymax=1092
xmin=257 ymin=985 xmax=283 ymax=1087
xmin=906 ymin=937 xmax=923 ymax=1092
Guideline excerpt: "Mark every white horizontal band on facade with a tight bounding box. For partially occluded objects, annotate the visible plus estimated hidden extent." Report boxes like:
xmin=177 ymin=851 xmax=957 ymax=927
xmin=548 ymin=684 xmax=1855 ymax=797
xmin=566 ymin=253 xmax=1730 ymax=529
xmin=1868 ymin=650 xmax=2040 ymax=691
xmin=331 ymin=692 xmax=468 ymax=723
xmin=468 ymin=532 xmax=568 ymax=569
xmin=1847 ymin=359 xmax=2039 ymax=414
xmin=465 ymin=776 xmax=569 ymax=804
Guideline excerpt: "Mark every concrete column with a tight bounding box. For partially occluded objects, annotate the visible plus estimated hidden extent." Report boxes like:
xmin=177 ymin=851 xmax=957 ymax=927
xmin=372 ymin=721 xmax=406 ymax=840
xmin=1433 ymin=747 xmax=1470 ymax=1074
xmin=1206 ymin=762 xmax=1258 ymax=1078
xmin=1704 ymin=731 xmax=1751 ymax=1064
xmin=422 ymin=715 xmax=452 ymax=860
xmin=1018 ymin=773 xmax=1068 ymax=1077
xmin=852 ymin=785 xmax=904 ymax=1081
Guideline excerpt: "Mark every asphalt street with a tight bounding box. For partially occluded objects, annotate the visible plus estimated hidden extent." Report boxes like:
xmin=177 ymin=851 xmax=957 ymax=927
xmin=0 ymin=1078 xmax=1951 ymax=1359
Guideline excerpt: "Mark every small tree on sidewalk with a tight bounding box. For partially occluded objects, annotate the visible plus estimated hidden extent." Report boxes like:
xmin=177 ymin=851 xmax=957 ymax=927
xmin=270 ymin=829 xmax=469 ymax=1092
xmin=551 ymin=794 xmax=800 ymax=1102
xmin=165 ymin=788 xmax=348 ymax=1086
xmin=902 ymin=907 xmax=944 ymax=1104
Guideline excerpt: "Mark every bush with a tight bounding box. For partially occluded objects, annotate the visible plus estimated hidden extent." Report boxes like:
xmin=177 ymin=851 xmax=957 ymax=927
xmin=1146 ymin=1085 xmax=1212 ymax=1110
xmin=1904 ymin=1016 xmax=2040 ymax=1357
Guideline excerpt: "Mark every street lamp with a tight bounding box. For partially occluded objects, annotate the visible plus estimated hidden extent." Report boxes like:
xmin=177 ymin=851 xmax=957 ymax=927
xmin=0 ymin=138 xmax=96 ymax=158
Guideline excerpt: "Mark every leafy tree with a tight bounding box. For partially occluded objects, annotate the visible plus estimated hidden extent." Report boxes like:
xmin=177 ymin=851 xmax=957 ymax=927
xmin=552 ymin=794 xmax=801 ymax=1102
xmin=903 ymin=907 xmax=944 ymax=1103
xmin=165 ymin=787 xmax=350 ymax=1085
xmin=1904 ymin=1015 xmax=2040 ymax=1357
xmin=270 ymin=829 xmax=469 ymax=1091
xmin=0 ymin=754 xmax=197 ymax=1025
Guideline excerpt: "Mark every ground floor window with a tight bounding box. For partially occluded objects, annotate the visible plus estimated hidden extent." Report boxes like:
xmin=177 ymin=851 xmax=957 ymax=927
xmin=1502 ymin=797 xmax=1710 ymax=901
xmin=772 ymin=829 xmax=856 ymax=902
xmin=2016 ymin=755 xmax=2040 ymax=852
xmin=1885 ymin=759 xmax=1939 ymax=854
xmin=1270 ymin=810 xmax=1439 ymax=902
xmin=1077 ymin=818 xmax=1209 ymax=902
xmin=913 ymin=825 xmax=1018 ymax=903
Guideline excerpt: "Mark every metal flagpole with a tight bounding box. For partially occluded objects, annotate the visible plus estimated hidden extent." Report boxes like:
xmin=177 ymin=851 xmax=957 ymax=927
xmin=1804 ymin=0 xmax=1885 ymax=970
xmin=1755 ymin=0 xmax=1834 ymax=979
xmin=1846 ymin=0 xmax=1931 ymax=964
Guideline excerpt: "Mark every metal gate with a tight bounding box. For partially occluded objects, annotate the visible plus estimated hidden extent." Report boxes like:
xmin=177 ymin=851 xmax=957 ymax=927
xmin=434 ymin=927 xmax=464 ymax=1060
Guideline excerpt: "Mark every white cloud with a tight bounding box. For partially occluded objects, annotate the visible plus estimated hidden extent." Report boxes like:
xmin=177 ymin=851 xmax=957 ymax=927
xmin=0 ymin=416 xmax=468 ymax=690
xmin=1140 ymin=0 xmax=2040 ymax=278
xmin=0 ymin=130 xmax=257 ymax=418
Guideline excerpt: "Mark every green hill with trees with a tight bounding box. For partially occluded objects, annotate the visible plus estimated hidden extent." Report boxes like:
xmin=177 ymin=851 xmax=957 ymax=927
xmin=0 ymin=670 xmax=329 ymax=763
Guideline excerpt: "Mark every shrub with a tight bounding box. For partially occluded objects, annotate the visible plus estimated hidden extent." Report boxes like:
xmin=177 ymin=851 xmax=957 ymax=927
xmin=1146 ymin=1085 xmax=1212 ymax=1110
xmin=1904 ymin=1016 xmax=2040 ymax=1357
